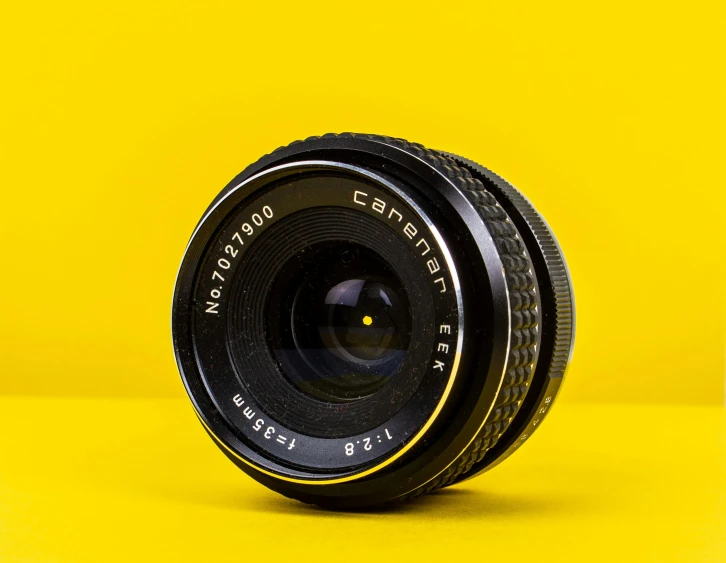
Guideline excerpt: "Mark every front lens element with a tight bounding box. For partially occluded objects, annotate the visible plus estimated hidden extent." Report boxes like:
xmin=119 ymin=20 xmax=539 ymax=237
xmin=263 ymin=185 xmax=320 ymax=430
xmin=282 ymin=243 xmax=411 ymax=402
xmin=317 ymin=277 xmax=408 ymax=364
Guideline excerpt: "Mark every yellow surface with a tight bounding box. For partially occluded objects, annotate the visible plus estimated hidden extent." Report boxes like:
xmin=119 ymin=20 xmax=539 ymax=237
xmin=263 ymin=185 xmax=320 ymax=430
xmin=0 ymin=1 xmax=724 ymax=404
xmin=1 ymin=5 xmax=723 ymax=558
xmin=0 ymin=397 xmax=724 ymax=562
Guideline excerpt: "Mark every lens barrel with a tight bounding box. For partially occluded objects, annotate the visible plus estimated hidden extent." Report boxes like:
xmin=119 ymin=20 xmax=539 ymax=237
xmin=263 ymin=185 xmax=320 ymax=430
xmin=171 ymin=133 xmax=575 ymax=508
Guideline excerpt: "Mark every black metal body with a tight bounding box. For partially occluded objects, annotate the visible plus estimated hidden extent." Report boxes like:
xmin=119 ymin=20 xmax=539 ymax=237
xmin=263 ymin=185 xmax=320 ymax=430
xmin=171 ymin=134 xmax=574 ymax=508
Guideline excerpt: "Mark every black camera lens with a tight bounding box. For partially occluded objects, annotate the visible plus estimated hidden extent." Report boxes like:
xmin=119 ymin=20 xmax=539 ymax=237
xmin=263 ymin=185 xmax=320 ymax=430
xmin=172 ymin=133 xmax=575 ymax=509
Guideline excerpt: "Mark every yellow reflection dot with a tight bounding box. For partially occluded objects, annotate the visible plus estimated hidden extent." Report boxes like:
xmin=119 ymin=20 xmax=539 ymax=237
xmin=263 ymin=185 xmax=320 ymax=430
xmin=362 ymin=315 xmax=373 ymax=326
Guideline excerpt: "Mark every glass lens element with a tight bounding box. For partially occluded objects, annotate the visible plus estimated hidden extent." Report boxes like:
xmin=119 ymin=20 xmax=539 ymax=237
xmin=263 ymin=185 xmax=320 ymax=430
xmin=319 ymin=278 xmax=407 ymax=363
xmin=270 ymin=243 xmax=412 ymax=403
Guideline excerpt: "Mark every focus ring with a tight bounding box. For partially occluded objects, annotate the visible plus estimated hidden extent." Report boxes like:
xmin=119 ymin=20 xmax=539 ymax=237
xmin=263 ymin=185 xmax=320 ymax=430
xmin=388 ymin=149 xmax=541 ymax=499
xmin=446 ymin=156 xmax=574 ymax=379
xmin=442 ymin=156 xmax=574 ymax=479
xmin=265 ymin=133 xmax=540 ymax=497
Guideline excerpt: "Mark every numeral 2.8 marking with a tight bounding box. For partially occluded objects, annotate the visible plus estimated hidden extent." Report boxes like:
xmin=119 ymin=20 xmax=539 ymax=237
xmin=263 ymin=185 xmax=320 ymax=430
xmin=345 ymin=429 xmax=392 ymax=456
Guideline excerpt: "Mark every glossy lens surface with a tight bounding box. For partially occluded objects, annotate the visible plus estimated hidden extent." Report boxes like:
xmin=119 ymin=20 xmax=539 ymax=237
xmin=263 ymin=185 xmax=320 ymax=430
xmin=274 ymin=243 xmax=411 ymax=402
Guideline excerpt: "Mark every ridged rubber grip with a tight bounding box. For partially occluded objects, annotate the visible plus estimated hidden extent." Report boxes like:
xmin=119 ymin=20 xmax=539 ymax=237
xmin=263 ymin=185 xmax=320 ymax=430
xmin=443 ymin=155 xmax=574 ymax=481
xmin=266 ymin=133 xmax=543 ymax=500
xmin=445 ymin=155 xmax=574 ymax=380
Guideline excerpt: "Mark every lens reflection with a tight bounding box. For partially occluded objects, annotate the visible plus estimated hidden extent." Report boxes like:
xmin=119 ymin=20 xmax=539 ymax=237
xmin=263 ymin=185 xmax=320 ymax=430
xmin=320 ymin=278 xmax=407 ymax=364
xmin=270 ymin=243 xmax=411 ymax=402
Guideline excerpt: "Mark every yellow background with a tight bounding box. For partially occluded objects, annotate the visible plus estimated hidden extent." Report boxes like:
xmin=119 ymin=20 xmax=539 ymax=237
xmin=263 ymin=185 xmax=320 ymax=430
xmin=2 ymin=4 xmax=726 ymax=562
xmin=1 ymin=398 xmax=724 ymax=562
xmin=1 ymin=1 xmax=724 ymax=404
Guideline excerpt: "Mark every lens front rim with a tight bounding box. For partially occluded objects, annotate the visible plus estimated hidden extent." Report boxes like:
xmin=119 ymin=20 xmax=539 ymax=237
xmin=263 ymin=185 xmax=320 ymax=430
xmin=172 ymin=160 xmax=473 ymax=483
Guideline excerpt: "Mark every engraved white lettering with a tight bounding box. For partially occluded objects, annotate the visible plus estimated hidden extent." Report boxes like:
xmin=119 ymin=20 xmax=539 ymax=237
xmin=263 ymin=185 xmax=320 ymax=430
xmin=427 ymin=257 xmax=441 ymax=274
xmin=354 ymin=191 xmax=368 ymax=205
xmin=416 ymin=238 xmax=431 ymax=256
xmin=372 ymin=198 xmax=386 ymax=214
xmin=388 ymin=208 xmax=403 ymax=222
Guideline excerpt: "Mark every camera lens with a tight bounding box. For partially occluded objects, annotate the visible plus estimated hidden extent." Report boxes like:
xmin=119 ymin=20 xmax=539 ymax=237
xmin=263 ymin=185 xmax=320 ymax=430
xmin=172 ymin=133 xmax=575 ymax=508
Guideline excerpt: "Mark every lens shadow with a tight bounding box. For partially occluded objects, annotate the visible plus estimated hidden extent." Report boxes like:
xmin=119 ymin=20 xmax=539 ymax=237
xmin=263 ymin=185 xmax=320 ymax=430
xmin=239 ymin=485 xmax=581 ymax=520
